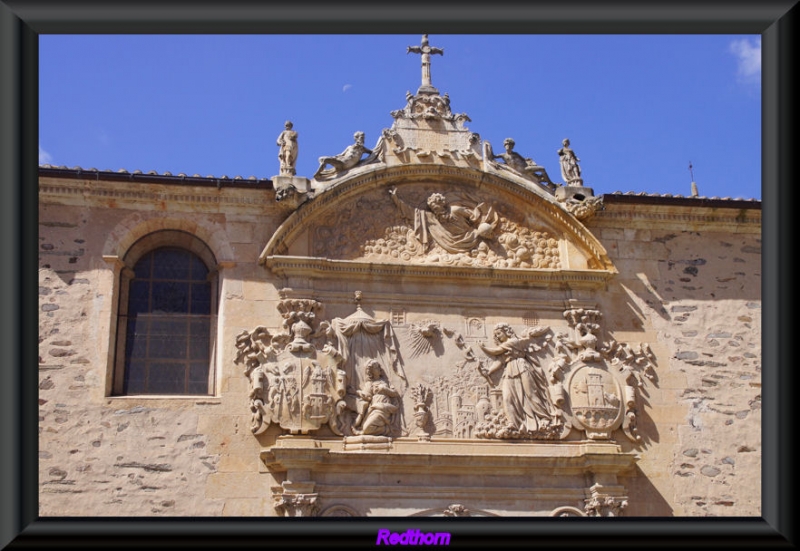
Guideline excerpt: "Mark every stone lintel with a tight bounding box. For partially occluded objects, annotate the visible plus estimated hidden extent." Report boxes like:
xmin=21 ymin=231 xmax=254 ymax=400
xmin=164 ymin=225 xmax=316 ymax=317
xmin=263 ymin=256 xmax=615 ymax=290
xmin=261 ymin=439 xmax=638 ymax=478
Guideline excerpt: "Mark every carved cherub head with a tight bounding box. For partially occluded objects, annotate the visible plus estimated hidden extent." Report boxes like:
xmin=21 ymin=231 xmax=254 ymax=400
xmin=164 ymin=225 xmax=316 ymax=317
xmin=503 ymin=138 xmax=515 ymax=150
xmin=493 ymin=322 xmax=517 ymax=344
xmin=354 ymin=131 xmax=365 ymax=144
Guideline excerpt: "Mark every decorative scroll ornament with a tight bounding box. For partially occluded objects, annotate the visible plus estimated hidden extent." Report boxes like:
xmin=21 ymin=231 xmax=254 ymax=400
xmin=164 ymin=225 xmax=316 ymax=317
xmin=554 ymin=184 xmax=603 ymax=221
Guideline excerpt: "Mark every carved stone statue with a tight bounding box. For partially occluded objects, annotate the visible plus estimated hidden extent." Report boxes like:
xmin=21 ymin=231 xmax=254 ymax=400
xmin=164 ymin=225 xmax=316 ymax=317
xmin=276 ymin=120 xmax=298 ymax=176
xmin=352 ymin=360 xmax=401 ymax=437
xmin=478 ymin=323 xmax=558 ymax=435
xmin=558 ymin=138 xmax=582 ymax=185
xmin=314 ymin=131 xmax=373 ymax=180
xmin=388 ymin=187 xmax=499 ymax=254
xmin=489 ymin=138 xmax=556 ymax=189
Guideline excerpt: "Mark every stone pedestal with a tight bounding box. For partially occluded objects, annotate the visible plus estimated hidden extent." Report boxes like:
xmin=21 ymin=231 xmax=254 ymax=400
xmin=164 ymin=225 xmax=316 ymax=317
xmin=555 ymin=185 xmax=595 ymax=202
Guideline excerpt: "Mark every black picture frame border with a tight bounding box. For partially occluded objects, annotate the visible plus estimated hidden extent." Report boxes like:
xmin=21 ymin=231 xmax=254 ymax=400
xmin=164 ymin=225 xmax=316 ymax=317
xmin=1 ymin=1 xmax=795 ymax=548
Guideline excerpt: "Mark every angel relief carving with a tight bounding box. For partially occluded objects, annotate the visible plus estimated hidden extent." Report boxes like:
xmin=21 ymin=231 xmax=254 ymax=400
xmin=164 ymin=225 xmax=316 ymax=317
xmin=413 ymin=309 xmax=655 ymax=442
xmin=234 ymin=295 xmax=407 ymax=437
xmin=476 ymin=324 xmax=564 ymax=439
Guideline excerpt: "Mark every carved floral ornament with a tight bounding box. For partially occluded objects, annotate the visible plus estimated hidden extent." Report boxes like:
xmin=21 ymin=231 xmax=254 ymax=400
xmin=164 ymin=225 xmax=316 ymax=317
xmin=234 ymin=295 xmax=655 ymax=443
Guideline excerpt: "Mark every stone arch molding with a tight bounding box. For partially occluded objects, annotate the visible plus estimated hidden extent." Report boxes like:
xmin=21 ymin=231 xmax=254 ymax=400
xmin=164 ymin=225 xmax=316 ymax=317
xmin=259 ymin=165 xmax=616 ymax=288
xmin=102 ymin=211 xmax=235 ymax=266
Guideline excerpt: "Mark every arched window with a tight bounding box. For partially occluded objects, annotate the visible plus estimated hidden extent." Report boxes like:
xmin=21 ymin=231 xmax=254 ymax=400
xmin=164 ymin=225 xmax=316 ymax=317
xmin=112 ymin=232 xmax=217 ymax=396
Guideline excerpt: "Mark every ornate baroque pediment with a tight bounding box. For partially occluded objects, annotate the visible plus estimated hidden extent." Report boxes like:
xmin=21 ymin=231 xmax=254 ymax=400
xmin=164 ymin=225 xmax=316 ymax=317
xmin=259 ymin=165 xmax=616 ymax=289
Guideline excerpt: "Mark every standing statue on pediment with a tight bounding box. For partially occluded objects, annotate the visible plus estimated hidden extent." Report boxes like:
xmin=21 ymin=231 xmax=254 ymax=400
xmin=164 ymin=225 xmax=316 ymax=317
xmin=314 ymin=131 xmax=373 ymax=180
xmin=388 ymin=187 xmax=499 ymax=254
xmin=276 ymin=120 xmax=299 ymax=176
xmin=558 ymin=138 xmax=583 ymax=185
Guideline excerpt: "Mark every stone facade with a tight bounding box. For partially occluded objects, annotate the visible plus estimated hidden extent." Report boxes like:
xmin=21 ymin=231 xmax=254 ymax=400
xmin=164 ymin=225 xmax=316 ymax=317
xmin=37 ymin=172 xmax=761 ymax=518
xmin=37 ymin=36 xmax=761 ymax=518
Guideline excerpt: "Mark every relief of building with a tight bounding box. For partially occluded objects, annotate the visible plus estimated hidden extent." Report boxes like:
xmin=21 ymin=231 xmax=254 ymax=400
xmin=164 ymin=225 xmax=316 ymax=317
xmin=37 ymin=35 xmax=762 ymax=520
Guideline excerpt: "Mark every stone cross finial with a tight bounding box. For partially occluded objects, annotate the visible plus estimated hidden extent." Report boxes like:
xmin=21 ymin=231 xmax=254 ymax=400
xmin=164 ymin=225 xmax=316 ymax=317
xmin=407 ymin=34 xmax=444 ymax=95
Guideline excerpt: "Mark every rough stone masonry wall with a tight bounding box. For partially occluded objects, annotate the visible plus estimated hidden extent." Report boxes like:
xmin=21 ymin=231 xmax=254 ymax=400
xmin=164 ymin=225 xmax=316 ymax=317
xmin=37 ymin=187 xmax=284 ymax=517
xmin=594 ymin=223 xmax=761 ymax=516
xmin=38 ymin=203 xmax=226 ymax=515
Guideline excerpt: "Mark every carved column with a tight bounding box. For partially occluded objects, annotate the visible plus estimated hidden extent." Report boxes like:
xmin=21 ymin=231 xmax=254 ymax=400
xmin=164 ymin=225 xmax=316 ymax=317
xmin=584 ymin=483 xmax=628 ymax=517
xmin=272 ymin=487 xmax=320 ymax=517
xmin=272 ymin=480 xmax=319 ymax=517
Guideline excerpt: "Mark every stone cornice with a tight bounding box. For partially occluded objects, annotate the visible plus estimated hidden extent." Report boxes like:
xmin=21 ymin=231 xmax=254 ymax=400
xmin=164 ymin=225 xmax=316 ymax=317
xmin=277 ymin=287 xmax=597 ymax=312
xmin=264 ymin=255 xmax=616 ymax=290
xmin=39 ymin=166 xmax=273 ymax=188
xmin=591 ymin=199 xmax=761 ymax=232
xmin=38 ymin=176 xmax=274 ymax=207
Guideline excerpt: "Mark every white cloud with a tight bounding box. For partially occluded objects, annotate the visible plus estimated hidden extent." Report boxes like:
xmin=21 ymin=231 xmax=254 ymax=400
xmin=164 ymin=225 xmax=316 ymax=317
xmin=729 ymin=37 xmax=761 ymax=84
xmin=342 ymin=84 xmax=352 ymax=93
xmin=39 ymin=145 xmax=53 ymax=165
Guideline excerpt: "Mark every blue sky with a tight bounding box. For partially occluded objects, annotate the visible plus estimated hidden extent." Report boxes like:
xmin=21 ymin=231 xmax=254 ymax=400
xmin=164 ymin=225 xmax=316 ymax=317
xmin=39 ymin=34 xmax=762 ymax=200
